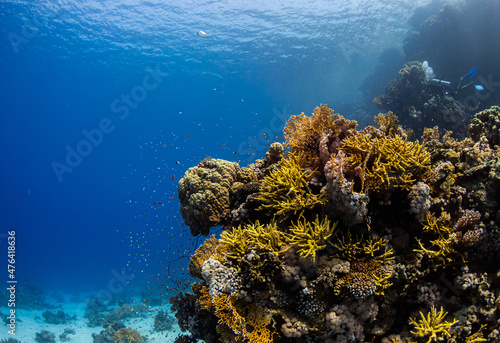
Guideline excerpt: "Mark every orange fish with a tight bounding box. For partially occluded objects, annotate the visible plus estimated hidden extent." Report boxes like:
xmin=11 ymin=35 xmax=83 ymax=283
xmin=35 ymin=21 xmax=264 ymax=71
xmin=172 ymin=175 xmax=175 ymax=181
xmin=154 ymin=202 xmax=162 ymax=205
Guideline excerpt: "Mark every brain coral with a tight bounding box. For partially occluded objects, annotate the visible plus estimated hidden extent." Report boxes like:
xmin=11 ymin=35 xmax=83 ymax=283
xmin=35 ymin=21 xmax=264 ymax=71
xmin=178 ymin=157 xmax=257 ymax=236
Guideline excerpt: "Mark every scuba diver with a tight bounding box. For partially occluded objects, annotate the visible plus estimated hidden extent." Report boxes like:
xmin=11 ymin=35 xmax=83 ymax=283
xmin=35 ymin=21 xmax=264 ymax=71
xmin=429 ymin=67 xmax=484 ymax=95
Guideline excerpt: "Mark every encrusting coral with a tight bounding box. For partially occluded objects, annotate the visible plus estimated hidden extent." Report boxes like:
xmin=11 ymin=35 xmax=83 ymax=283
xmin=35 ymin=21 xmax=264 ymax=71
xmin=468 ymin=105 xmax=500 ymax=146
xmin=173 ymin=105 xmax=500 ymax=343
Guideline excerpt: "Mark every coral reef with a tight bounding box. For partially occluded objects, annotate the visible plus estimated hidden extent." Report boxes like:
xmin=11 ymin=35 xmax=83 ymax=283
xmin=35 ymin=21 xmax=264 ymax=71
xmin=59 ymin=327 xmax=76 ymax=342
xmin=35 ymin=330 xmax=56 ymax=343
xmin=171 ymin=105 xmax=500 ymax=342
xmin=154 ymin=309 xmax=175 ymax=331
xmin=42 ymin=309 xmax=76 ymax=324
xmin=374 ymin=61 xmax=468 ymax=131
xmin=113 ymin=328 xmax=145 ymax=343
xmin=469 ymin=105 xmax=500 ymax=146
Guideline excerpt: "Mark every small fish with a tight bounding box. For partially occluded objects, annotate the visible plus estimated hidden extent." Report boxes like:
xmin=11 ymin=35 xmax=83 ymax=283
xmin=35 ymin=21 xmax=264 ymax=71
xmin=153 ymin=202 xmax=162 ymax=205
xmin=172 ymin=175 xmax=175 ymax=181
xmin=196 ymin=30 xmax=209 ymax=37
xmin=475 ymin=84 xmax=484 ymax=91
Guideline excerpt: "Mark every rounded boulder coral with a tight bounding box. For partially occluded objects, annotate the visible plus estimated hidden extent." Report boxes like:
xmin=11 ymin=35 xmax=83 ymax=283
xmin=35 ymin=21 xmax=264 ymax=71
xmin=178 ymin=157 xmax=257 ymax=236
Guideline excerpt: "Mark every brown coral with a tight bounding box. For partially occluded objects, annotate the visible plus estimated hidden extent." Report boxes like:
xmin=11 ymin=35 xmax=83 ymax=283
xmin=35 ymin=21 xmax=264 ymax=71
xmin=283 ymin=105 xmax=357 ymax=164
xmin=468 ymin=105 xmax=500 ymax=146
xmin=189 ymin=235 xmax=224 ymax=279
xmin=178 ymin=158 xmax=257 ymax=236
xmin=114 ymin=328 xmax=145 ymax=343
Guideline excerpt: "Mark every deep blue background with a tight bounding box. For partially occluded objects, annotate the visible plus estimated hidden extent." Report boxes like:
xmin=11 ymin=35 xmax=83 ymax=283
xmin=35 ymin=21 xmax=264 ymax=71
xmin=0 ymin=0 xmax=430 ymax=293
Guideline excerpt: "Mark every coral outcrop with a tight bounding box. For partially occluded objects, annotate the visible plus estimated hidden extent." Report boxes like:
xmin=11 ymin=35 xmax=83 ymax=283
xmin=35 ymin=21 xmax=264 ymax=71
xmin=171 ymin=105 xmax=500 ymax=342
xmin=178 ymin=157 xmax=257 ymax=236
xmin=374 ymin=61 xmax=468 ymax=131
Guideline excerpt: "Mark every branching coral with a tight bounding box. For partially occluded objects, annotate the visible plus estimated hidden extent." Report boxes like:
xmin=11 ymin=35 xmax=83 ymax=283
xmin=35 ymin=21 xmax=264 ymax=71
xmin=256 ymin=152 xmax=328 ymax=220
xmin=340 ymin=132 xmax=431 ymax=192
xmin=288 ymin=215 xmax=337 ymax=261
xmin=284 ymin=105 xmax=339 ymax=160
xmin=246 ymin=221 xmax=289 ymax=254
xmin=465 ymin=324 xmax=487 ymax=343
xmin=332 ymin=232 xmax=393 ymax=262
xmin=220 ymin=226 xmax=251 ymax=261
xmin=199 ymin=291 xmax=274 ymax=343
xmin=173 ymin=103 xmax=500 ymax=343
xmin=375 ymin=112 xmax=407 ymax=137
xmin=220 ymin=221 xmax=289 ymax=261
xmin=283 ymin=105 xmax=357 ymax=165
xmin=331 ymin=231 xmax=362 ymax=261
xmin=414 ymin=212 xmax=461 ymax=270
xmin=409 ymin=305 xmax=458 ymax=343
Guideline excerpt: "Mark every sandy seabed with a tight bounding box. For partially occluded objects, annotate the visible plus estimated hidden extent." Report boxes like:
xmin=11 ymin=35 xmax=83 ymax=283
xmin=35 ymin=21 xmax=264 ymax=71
xmin=0 ymin=296 xmax=183 ymax=342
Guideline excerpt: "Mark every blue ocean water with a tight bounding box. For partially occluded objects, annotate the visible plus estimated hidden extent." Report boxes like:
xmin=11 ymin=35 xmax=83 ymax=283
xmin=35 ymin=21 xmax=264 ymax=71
xmin=5 ymin=0 xmax=500 ymax=341
xmin=2 ymin=0 xmax=434 ymax=296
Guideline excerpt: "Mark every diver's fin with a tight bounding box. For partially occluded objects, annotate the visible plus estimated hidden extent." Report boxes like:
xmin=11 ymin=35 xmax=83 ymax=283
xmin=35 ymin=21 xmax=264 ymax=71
xmin=462 ymin=68 xmax=478 ymax=80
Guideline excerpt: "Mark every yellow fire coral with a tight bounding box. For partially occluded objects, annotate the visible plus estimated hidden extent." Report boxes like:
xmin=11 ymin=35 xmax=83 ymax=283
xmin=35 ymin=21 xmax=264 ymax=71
xmin=340 ymin=132 xmax=430 ymax=192
xmin=246 ymin=221 xmax=289 ymax=254
xmin=288 ymin=215 xmax=337 ymax=260
xmin=220 ymin=221 xmax=289 ymax=261
xmin=332 ymin=232 xmax=393 ymax=262
xmin=199 ymin=291 xmax=274 ymax=343
xmin=192 ymin=282 xmax=214 ymax=311
xmin=414 ymin=212 xmax=462 ymax=270
xmin=466 ymin=324 xmax=487 ymax=343
xmin=256 ymin=152 xmax=328 ymax=220
xmin=220 ymin=226 xmax=251 ymax=261
xmin=409 ymin=305 xmax=458 ymax=343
